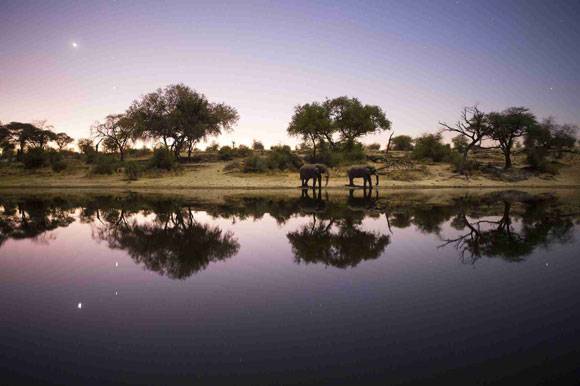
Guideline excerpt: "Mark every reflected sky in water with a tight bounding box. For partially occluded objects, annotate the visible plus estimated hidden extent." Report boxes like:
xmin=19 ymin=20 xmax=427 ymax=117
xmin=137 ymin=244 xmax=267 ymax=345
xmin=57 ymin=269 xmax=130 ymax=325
xmin=0 ymin=190 xmax=579 ymax=385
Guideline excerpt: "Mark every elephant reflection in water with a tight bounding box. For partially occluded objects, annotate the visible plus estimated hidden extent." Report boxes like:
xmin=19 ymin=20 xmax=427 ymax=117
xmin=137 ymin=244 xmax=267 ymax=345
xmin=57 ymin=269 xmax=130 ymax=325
xmin=93 ymin=207 xmax=239 ymax=279
xmin=288 ymin=189 xmax=390 ymax=268
xmin=440 ymin=194 xmax=575 ymax=264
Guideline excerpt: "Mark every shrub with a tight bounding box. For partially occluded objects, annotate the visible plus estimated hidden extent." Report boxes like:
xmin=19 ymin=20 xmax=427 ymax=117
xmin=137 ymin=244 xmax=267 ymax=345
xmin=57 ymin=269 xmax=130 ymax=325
xmin=218 ymin=146 xmax=235 ymax=160
xmin=236 ymin=145 xmax=253 ymax=157
xmin=266 ymin=145 xmax=302 ymax=170
xmin=391 ymin=135 xmax=414 ymax=151
xmin=243 ymin=155 xmax=269 ymax=172
xmin=252 ymin=140 xmax=265 ymax=151
xmin=412 ymin=134 xmax=452 ymax=162
xmin=48 ymin=152 xmax=68 ymax=172
xmin=206 ymin=142 xmax=219 ymax=152
xmin=91 ymin=156 xmax=117 ymax=175
xmin=22 ymin=148 xmax=48 ymax=169
xmin=366 ymin=143 xmax=381 ymax=151
xmin=124 ymin=161 xmax=142 ymax=180
xmin=340 ymin=142 xmax=366 ymax=163
xmin=148 ymin=147 xmax=176 ymax=170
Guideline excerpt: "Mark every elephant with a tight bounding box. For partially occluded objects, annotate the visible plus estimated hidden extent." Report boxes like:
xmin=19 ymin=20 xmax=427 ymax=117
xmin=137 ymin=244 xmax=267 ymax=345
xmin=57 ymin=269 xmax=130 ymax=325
xmin=299 ymin=164 xmax=330 ymax=188
xmin=347 ymin=165 xmax=379 ymax=187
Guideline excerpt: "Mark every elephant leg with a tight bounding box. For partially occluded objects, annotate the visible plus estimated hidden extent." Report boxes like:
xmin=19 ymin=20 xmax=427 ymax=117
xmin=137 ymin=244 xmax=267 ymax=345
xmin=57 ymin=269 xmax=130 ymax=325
xmin=349 ymin=177 xmax=354 ymax=186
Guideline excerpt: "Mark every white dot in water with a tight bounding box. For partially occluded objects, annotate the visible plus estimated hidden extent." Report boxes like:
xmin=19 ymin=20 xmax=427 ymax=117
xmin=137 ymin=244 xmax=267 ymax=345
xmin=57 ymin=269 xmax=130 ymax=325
xmin=115 ymin=291 xmax=118 ymax=296
xmin=77 ymin=302 xmax=82 ymax=309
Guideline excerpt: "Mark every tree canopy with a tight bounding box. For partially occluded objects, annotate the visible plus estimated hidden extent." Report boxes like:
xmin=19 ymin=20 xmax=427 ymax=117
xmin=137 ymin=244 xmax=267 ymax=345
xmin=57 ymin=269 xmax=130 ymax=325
xmin=126 ymin=83 xmax=239 ymax=159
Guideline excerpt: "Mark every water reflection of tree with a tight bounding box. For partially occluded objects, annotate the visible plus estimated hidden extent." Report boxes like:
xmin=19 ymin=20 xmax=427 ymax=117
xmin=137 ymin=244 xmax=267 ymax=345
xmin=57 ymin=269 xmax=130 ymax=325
xmin=0 ymin=199 xmax=75 ymax=247
xmin=286 ymin=190 xmax=390 ymax=268
xmin=94 ymin=207 xmax=239 ymax=279
xmin=440 ymin=194 xmax=575 ymax=264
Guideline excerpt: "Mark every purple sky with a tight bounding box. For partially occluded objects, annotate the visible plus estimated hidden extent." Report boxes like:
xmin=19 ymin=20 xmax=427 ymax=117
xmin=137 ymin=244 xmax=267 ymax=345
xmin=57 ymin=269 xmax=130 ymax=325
xmin=1 ymin=0 xmax=579 ymax=147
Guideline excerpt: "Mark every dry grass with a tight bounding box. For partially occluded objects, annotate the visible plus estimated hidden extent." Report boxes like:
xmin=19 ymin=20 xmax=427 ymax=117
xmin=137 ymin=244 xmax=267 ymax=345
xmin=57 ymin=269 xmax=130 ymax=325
xmin=0 ymin=150 xmax=579 ymax=190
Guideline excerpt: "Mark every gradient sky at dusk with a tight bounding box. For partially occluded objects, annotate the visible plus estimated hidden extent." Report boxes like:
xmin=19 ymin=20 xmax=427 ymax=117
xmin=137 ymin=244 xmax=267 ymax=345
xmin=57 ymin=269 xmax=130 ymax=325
xmin=1 ymin=0 xmax=579 ymax=147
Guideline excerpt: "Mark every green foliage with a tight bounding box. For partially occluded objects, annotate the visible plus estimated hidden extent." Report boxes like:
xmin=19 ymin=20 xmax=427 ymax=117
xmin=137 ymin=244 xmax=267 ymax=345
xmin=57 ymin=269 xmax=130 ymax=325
xmin=218 ymin=145 xmax=235 ymax=160
xmin=366 ymin=143 xmax=381 ymax=151
xmin=243 ymin=155 xmax=269 ymax=172
xmin=22 ymin=148 xmax=48 ymax=169
xmin=452 ymin=135 xmax=469 ymax=153
xmin=266 ymin=145 xmax=302 ymax=170
xmin=91 ymin=155 xmax=118 ymax=175
xmin=124 ymin=161 xmax=142 ymax=180
xmin=148 ymin=147 xmax=176 ymax=170
xmin=236 ymin=145 xmax=253 ymax=157
xmin=252 ymin=140 xmax=264 ymax=151
xmin=412 ymin=133 xmax=452 ymax=162
xmin=391 ymin=135 xmax=414 ymax=151
xmin=205 ymin=142 xmax=219 ymax=152
xmin=48 ymin=151 xmax=67 ymax=172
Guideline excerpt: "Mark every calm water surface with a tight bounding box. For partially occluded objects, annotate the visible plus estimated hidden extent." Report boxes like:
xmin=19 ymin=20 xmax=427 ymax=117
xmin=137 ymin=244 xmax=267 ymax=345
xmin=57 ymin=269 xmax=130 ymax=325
xmin=1 ymin=190 xmax=579 ymax=385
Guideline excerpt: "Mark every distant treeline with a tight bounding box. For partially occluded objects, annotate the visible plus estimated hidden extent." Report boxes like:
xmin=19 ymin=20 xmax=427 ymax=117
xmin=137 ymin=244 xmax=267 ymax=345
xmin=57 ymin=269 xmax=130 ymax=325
xmin=1 ymin=83 xmax=578 ymax=176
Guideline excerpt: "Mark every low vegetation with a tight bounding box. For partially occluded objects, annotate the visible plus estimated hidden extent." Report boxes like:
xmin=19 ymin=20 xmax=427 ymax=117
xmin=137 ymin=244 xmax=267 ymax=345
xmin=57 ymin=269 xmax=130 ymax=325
xmin=0 ymin=85 xmax=578 ymax=187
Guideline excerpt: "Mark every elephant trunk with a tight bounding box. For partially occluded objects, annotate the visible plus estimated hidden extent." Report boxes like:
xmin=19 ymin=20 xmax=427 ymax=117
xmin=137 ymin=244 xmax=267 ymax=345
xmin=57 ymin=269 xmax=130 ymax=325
xmin=325 ymin=169 xmax=329 ymax=187
xmin=375 ymin=173 xmax=379 ymax=186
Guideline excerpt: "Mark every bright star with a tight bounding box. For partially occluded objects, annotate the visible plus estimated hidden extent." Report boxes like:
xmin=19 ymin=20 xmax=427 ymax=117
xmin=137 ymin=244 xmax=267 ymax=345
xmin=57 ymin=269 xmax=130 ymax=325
xmin=72 ymin=42 xmax=78 ymax=48
xmin=77 ymin=302 xmax=82 ymax=309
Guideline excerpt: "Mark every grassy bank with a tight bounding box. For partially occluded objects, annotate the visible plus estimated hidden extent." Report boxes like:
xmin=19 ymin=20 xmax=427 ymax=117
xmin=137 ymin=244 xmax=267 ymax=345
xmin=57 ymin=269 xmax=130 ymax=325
xmin=1 ymin=150 xmax=579 ymax=190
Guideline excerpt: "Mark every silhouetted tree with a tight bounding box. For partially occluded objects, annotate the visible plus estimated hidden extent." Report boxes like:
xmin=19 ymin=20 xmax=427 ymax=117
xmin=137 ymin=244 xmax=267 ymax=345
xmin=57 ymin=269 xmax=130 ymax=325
xmin=127 ymin=84 xmax=239 ymax=160
xmin=287 ymin=102 xmax=332 ymax=159
xmin=54 ymin=132 xmax=74 ymax=151
xmin=91 ymin=114 xmax=135 ymax=161
xmin=390 ymin=135 xmax=414 ymax=151
xmin=487 ymin=107 xmax=538 ymax=169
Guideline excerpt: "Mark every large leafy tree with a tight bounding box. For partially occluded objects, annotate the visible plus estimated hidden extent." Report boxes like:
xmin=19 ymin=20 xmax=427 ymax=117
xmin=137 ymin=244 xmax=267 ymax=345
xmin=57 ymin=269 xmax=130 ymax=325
xmin=287 ymin=102 xmax=331 ymax=159
xmin=487 ymin=107 xmax=537 ymax=169
xmin=127 ymin=84 xmax=238 ymax=160
xmin=2 ymin=122 xmax=57 ymax=160
xmin=91 ymin=114 xmax=135 ymax=161
xmin=325 ymin=96 xmax=391 ymax=147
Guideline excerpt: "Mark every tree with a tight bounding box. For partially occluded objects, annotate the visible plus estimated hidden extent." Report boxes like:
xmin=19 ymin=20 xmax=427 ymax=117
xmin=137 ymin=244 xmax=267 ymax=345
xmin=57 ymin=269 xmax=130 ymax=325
xmin=54 ymin=132 xmax=74 ymax=151
xmin=252 ymin=139 xmax=264 ymax=151
xmin=77 ymin=138 xmax=94 ymax=154
xmin=325 ymin=96 xmax=391 ymax=147
xmin=91 ymin=114 xmax=135 ymax=161
xmin=390 ymin=135 xmax=414 ymax=151
xmin=287 ymin=102 xmax=331 ymax=159
xmin=487 ymin=107 xmax=537 ymax=169
xmin=412 ymin=133 xmax=451 ymax=162
xmin=127 ymin=84 xmax=239 ymax=160
xmin=550 ymin=123 xmax=577 ymax=158
xmin=440 ymin=106 xmax=489 ymax=174
xmin=2 ymin=122 xmax=55 ymax=160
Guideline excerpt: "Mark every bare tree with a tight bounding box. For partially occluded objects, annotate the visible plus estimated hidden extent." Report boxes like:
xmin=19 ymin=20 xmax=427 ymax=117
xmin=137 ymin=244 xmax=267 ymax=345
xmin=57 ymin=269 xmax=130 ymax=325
xmin=91 ymin=114 xmax=135 ymax=161
xmin=440 ymin=106 xmax=488 ymax=175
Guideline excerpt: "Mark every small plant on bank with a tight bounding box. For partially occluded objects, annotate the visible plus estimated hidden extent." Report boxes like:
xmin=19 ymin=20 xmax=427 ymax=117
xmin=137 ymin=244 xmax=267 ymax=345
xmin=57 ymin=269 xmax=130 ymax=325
xmin=148 ymin=147 xmax=176 ymax=170
xmin=124 ymin=161 xmax=142 ymax=180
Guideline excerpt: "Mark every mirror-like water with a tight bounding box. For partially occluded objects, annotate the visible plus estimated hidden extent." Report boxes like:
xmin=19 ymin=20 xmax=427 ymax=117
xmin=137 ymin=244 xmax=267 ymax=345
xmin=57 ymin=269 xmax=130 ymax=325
xmin=1 ymin=189 xmax=579 ymax=385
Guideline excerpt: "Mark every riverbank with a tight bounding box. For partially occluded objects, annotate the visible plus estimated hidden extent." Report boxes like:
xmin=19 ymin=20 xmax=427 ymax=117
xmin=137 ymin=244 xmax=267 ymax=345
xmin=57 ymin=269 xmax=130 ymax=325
xmin=1 ymin=157 xmax=579 ymax=190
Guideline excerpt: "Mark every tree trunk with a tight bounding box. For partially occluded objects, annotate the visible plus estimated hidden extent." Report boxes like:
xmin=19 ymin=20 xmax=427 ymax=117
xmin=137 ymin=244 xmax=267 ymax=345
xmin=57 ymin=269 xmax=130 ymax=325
xmin=504 ymin=150 xmax=512 ymax=169
xmin=119 ymin=148 xmax=124 ymax=161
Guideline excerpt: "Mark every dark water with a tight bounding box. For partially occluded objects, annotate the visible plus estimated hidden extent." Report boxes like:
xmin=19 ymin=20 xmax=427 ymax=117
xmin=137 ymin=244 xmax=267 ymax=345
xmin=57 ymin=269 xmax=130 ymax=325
xmin=1 ymin=189 xmax=579 ymax=385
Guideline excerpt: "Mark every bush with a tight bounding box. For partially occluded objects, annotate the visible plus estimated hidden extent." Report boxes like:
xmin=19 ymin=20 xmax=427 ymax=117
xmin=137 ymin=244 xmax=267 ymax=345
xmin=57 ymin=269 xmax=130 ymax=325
xmin=243 ymin=155 xmax=269 ymax=172
xmin=266 ymin=145 xmax=302 ymax=170
xmin=148 ymin=147 xmax=176 ymax=170
xmin=366 ymin=143 xmax=381 ymax=151
xmin=218 ymin=146 xmax=235 ymax=160
xmin=236 ymin=145 xmax=253 ymax=157
xmin=340 ymin=142 xmax=366 ymax=163
xmin=124 ymin=161 xmax=142 ymax=180
xmin=252 ymin=140 xmax=264 ymax=151
xmin=391 ymin=135 xmax=414 ymax=151
xmin=412 ymin=134 xmax=452 ymax=162
xmin=48 ymin=152 xmax=68 ymax=172
xmin=91 ymin=156 xmax=117 ymax=175
xmin=206 ymin=142 xmax=219 ymax=152
xmin=22 ymin=148 xmax=48 ymax=169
